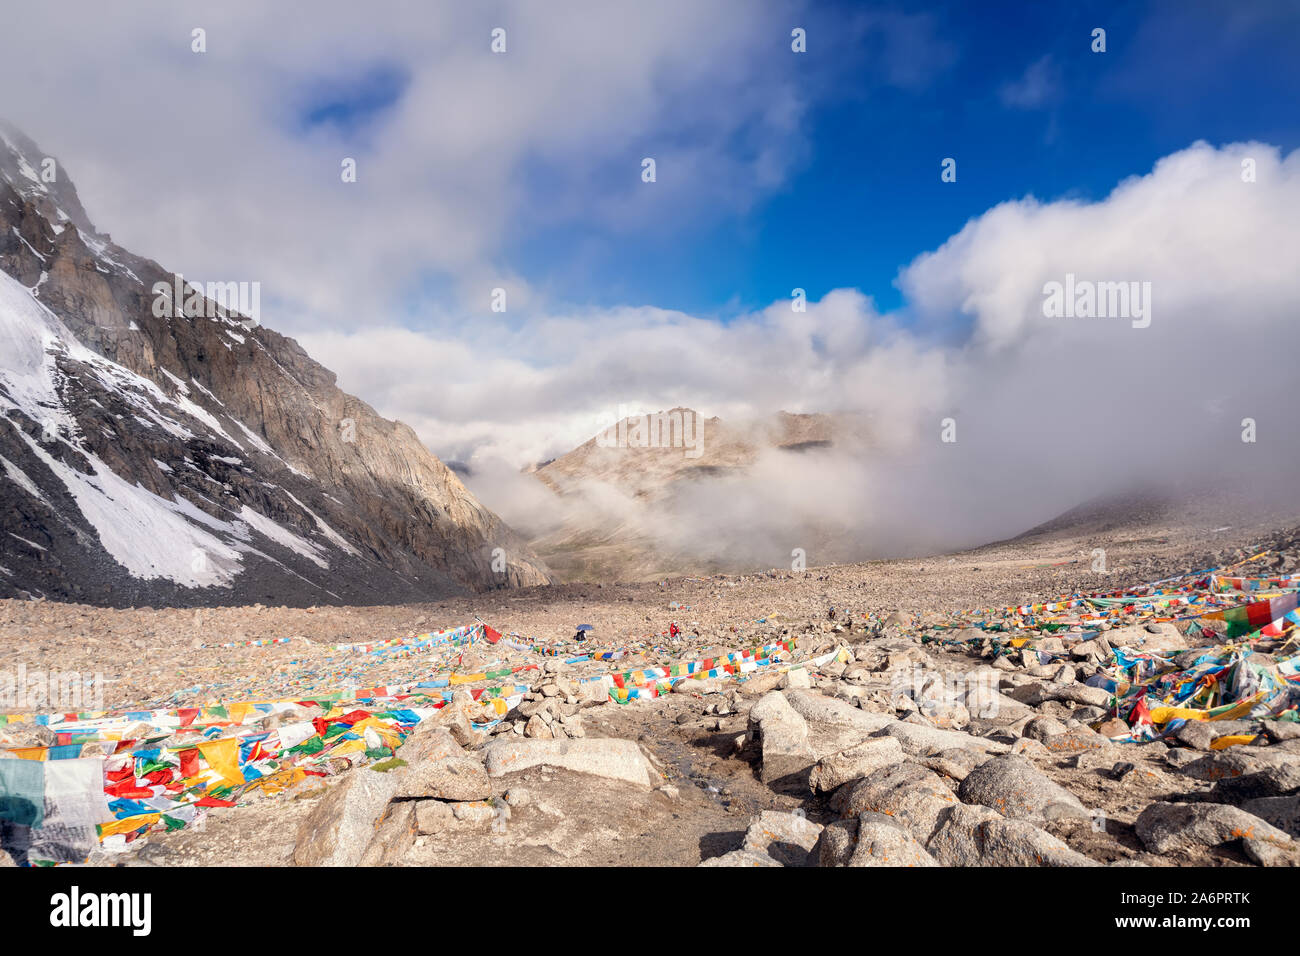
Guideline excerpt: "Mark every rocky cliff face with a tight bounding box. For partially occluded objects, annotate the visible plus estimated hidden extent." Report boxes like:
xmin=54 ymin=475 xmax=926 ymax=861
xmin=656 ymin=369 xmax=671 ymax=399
xmin=0 ymin=122 xmax=552 ymax=606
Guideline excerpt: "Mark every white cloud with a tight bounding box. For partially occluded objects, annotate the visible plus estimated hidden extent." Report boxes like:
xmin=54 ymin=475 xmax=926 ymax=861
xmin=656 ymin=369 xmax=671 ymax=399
xmin=1000 ymin=55 xmax=1061 ymax=110
xmin=0 ymin=0 xmax=818 ymax=328
xmin=902 ymin=141 xmax=1299 ymax=348
xmin=3 ymin=5 xmax=1294 ymax=564
xmin=303 ymin=140 xmax=1300 ymax=562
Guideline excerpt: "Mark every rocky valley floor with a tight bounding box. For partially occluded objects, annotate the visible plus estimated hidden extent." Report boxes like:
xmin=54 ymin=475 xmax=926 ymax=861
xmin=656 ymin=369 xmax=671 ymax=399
xmin=3 ymin=514 xmax=1300 ymax=868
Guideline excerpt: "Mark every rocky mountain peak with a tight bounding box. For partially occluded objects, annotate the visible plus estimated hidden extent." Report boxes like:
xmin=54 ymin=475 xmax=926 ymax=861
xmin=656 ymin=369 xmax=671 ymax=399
xmin=0 ymin=120 xmax=98 ymax=237
xmin=0 ymin=123 xmax=552 ymax=606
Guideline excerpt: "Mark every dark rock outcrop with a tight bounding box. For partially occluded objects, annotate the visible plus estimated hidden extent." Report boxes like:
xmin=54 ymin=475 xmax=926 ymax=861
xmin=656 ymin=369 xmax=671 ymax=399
xmin=0 ymin=122 xmax=551 ymax=606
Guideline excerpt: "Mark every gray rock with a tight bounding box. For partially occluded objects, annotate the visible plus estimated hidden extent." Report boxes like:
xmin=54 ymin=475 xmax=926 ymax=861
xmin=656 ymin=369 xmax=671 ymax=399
xmin=698 ymin=848 xmax=782 ymax=867
xmin=525 ymin=713 xmax=554 ymax=738
xmin=837 ymin=762 xmax=957 ymax=843
xmin=674 ymin=677 xmax=723 ymax=695
xmin=483 ymin=737 xmax=655 ymax=787
xmin=1241 ymin=795 xmax=1300 ymax=837
xmin=440 ymin=691 xmax=485 ymax=748
xmin=1134 ymin=802 xmax=1291 ymax=854
xmin=1007 ymin=681 xmax=1050 ymax=706
xmin=358 ymin=800 xmax=416 ymax=866
xmin=784 ymin=689 xmax=895 ymax=752
xmin=394 ymin=755 xmax=491 ymax=802
xmin=1110 ymin=622 xmax=1187 ymax=653
xmin=450 ymin=801 xmax=497 ymax=826
xmin=1039 ymin=728 xmax=1110 ymax=757
xmin=917 ymin=696 xmax=971 ymax=730
xmin=927 ymin=803 xmax=1093 ymax=866
xmin=1023 ymin=716 xmax=1068 ymax=742
xmin=397 ymin=724 xmax=463 ymax=762
xmin=958 ymin=754 xmax=1089 ymax=822
xmin=1179 ymin=748 xmax=1260 ymax=785
xmin=1048 ymin=663 xmax=1077 ymax=684
xmin=1203 ymin=719 xmax=1261 ymax=738
xmin=1072 ymin=746 xmax=1129 ymax=772
xmin=578 ymin=676 xmax=614 ymax=706
xmin=964 ymin=691 xmax=1035 ymax=722
xmin=414 ymin=799 xmax=455 ymax=834
xmin=815 ymin=817 xmax=860 ymax=867
xmin=1264 ymin=721 xmax=1300 ymax=743
xmin=1069 ymin=638 xmax=1110 ymax=660
xmin=979 ymin=817 xmax=1096 ymax=866
xmin=849 ymin=820 xmax=938 ymax=867
xmin=1170 ymin=720 xmax=1218 ymax=751
xmin=1072 ymin=705 xmax=1110 ymax=724
xmin=873 ymin=720 xmax=1010 ymax=757
xmin=1208 ymin=768 xmax=1300 ymax=805
xmin=1165 ymin=747 xmax=1201 ymax=770
xmin=1011 ymin=738 xmax=1051 ymax=758
xmin=749 ymin=691 xmax=816 ymax=785
xmin=779 ymin=668 xmax=812 ymax=690
xmin=1179 ymin=750 xmax=1300 ymax=791
xmin=919 ymin=747 xmax=989 ymax=783
xmin=1049 ymin=684 xmax=1113 ymax=709
xmin=809 ymin=737 xmax=905 ymax=792
xmin=1243 ymin=837 xmax=1300 ymax=866
xmin=1037 ymin=699 xmax=1075 ymax=719
xmin=925 ymin=803 xmax=1004 ymax=865
xmin=742 ymin=810 xmax=823 ymax=866
xmin=293 ymin=766 xmax=401 ymax=866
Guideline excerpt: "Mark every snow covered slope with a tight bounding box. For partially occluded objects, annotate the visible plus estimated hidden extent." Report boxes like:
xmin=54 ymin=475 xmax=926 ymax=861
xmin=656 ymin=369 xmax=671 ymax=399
xmin=0 ymin=124 xmax=551 ymax=606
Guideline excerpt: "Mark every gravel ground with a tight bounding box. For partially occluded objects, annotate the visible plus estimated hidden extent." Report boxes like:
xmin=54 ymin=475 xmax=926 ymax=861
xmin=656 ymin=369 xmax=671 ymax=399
xmin=0 ymin=513 xmax=1290 ymax=713
xmin=4 ymin=513 xmax=1299 ymax=868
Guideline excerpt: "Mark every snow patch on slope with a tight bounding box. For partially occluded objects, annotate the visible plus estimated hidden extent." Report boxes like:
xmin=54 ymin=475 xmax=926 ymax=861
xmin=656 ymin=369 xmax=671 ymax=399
xmin=0 ymin=270 xmax=351 ymax=588
xmin=0 ymin=452 xmax=48 ymax=504
xmin=232 ymin=505 xmax=329 ymax=569
xmin=12 ymin=424 xmax=244 ymax=587
xmin=281 ymin=488 xmax=360 ymax=556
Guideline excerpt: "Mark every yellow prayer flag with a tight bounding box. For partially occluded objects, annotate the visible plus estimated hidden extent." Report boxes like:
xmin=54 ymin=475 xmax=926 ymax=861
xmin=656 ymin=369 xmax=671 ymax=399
xmin=99 ymin=813 xmax=161 ymax=837
xmin=328 ymin=738 xmax=365 ymax=757
xmin=197 ymin=737 xmax=244 ymax=786
xmin=1147 ymin=706 xmax=1209 ymax=723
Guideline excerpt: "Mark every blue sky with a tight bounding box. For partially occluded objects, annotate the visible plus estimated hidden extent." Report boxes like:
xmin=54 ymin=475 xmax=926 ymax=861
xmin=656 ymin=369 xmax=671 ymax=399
xmin=497 ymin=0 xmax=1300 ymax=319
xmin=4 ymin=0 xmax=1296 ymax=473
xmin=9 ymin=0 xmax=1293 ymax=332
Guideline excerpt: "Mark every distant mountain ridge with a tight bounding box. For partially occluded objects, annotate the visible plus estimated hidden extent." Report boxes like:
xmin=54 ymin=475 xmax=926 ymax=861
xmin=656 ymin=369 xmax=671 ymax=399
xmin=531 ymin=408 xmax=839 ymax=499
xmin=0 ymin=122 xmax=551 ymax=606
xmin=519 ymin=408 xmax=855 ymax=581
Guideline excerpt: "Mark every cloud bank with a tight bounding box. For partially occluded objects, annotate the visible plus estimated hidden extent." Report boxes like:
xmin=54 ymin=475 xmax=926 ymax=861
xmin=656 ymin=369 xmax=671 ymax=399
xmin=0 ymin=0 xmax=826 ymax=327
xmin=2 ymin=4 xmax=1295 ymax=569
xmin=303 ymin=141 xmax=1300 ymax=566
